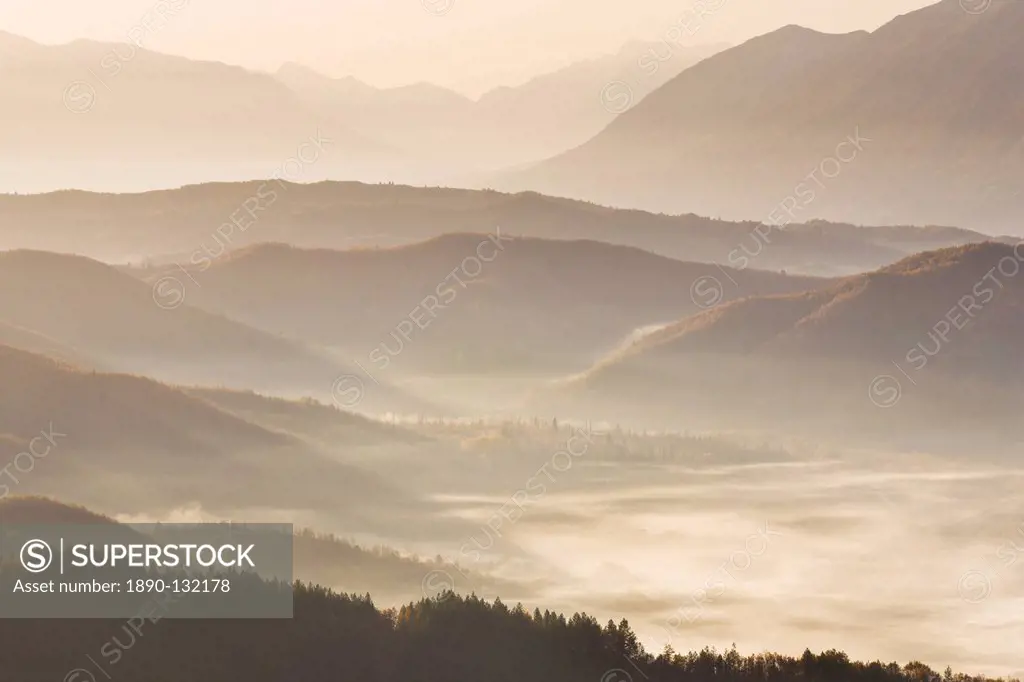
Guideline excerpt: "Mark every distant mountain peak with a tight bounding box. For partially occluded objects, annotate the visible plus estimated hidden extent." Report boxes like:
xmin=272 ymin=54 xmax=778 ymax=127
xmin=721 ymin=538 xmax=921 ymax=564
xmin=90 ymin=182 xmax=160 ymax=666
xmin=276 ymin=60 xmax=328 ymax=80
xmin=750 ymin=22 xmax=866 ymax=47
xmin=382 ymin=81 xmax=472 ymax=104
xmin=773 ymin=23 xmax=824 ymax=36
xmin=277 ymin=60 xmax=323 ymax=76
xmin=510 ymin=0 xmax=1024 ymax=232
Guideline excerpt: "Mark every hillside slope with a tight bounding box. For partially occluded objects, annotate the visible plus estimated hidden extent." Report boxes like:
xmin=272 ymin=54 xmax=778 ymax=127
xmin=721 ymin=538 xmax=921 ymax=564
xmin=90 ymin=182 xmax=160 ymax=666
xmin=549 ymin=243 xmax=1024 ymax=451
xmin=507 ymin=0 xmax=1024 ymax=234
xmin=158 ymin=234 xmax=825 ymax=373
xmin=0 ymin=249 xmax=423 ymax=411
xmin=0 ymin=346 xmax=411 ymax=519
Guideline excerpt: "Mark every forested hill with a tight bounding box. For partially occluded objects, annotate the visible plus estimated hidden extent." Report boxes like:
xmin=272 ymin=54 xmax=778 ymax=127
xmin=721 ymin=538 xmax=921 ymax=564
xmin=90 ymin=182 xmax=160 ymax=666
xmin=0 ymin=585 xmax=1013 ymax=682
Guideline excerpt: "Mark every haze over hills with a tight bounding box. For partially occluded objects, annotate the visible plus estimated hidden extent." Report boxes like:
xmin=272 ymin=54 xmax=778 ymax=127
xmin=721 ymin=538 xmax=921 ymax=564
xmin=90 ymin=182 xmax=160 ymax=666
xmin=185 ymin=388 xmax=426 ymax=449
xmin=0 ymin=34 xmax=405 ymax=193
xmin=0 ymin=249 xmax=423 ymax=411
xmin=151 ymin=234 xmax=823 ymax=375
xmin=5 ymin=3 xmax=1024 ymax=677
xmin=0 ymin=181 xmax=1013 ymax=276
xmin=0 ymin=496 xmax=515 ymax=607
xmin=1 ymin=497 xmax=1019 ymax=682
xmin=0 ymin=319 xmax=98 ymax=369
xmin=503 ymin=0 xmax=1024 ymax=234
xmin=276 ymin=41 xmax=727 ymax=171
xmin=0 ymin=341 xmax=287 ymax=458
xmin=0 ymin=32 xmax=723 ymax=192
xmin=754 ymin=243 xmax=1024 ymax=377
xmin=552 ymin=242 xmax=1024 ymax=451
xmin=0 ymin=343 xmax=433 ymax=523
xmin=613 ymin=242 xmax=1024 ymax=381
xmin=9 ymin=2 xmax=1024 ymax=233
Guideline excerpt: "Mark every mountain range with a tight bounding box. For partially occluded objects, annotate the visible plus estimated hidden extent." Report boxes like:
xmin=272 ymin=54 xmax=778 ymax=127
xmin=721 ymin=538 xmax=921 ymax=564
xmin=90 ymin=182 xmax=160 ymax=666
xmin=0 ymin=249 xmax=402 ymax=403
xmin=6 ymin=1 xmax=1024 ymax=233
xmin=0 ymin=31 xmax=399 ymax=191
xmin=502 ymin=0 xmax=1024 ymax=234
xmin=143 ymin=233 xmax=822 ymax=375
xmin=0 ymin=31 xmax=723 ymax=192
xmin=276 ymin=40 xmax=726 ymax=171
xmin=5 ymin=3 xmax=1024 ymax=676
xmin=0 ymin=181 xmax=1012 ymax=276
xmin=3 ymin=231 xmax=1022 ymax=452
xmin=0 ymin=340 xmax=439 ymax=527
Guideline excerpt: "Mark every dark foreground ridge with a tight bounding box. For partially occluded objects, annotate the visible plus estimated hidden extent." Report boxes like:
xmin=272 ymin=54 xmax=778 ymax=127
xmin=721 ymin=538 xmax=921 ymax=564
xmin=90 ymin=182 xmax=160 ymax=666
xmin=0 ymin=585 xmax=1014 ymax=682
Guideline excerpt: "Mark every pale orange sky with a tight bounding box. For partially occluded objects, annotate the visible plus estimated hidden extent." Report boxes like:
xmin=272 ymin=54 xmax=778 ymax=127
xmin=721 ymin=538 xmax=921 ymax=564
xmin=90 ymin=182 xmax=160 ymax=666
xmin=1 ymin=0 xmax=939 ymax=95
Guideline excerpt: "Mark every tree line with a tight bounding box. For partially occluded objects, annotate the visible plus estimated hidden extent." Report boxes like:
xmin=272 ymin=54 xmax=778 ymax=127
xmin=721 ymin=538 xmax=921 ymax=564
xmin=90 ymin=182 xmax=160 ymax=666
xmin=0 ymin=584 xmax=1014 ymax=682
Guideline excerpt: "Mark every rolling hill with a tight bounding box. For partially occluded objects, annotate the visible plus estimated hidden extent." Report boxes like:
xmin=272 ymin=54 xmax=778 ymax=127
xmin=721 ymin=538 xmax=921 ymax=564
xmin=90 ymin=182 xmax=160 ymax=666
xmin=0 ymin=341 xmax=289 ymax=455
xmin=0 ymin=249 xmax=423 ymax=411
xmin=145 ymin=234 xmax=825 ymax=374
xmin=0 ymin=345 xmax=419 ymax=519
xmin=186 ymin=388 xmax=426 ymax=448
xmin=0 ymin=181 xmax=1010 ymax=276
xmin=0 ymin=495 xmax=120 ymax=525
xmin=0 ymin=320 xmax=98 ymax=368
xmin=611 ymin=242 xmax=1024 ymax=378
xmin=505 ymin=0 xmax=1024 ymax=234
xmin=551 ymin=242 xmax=1024 ymax=451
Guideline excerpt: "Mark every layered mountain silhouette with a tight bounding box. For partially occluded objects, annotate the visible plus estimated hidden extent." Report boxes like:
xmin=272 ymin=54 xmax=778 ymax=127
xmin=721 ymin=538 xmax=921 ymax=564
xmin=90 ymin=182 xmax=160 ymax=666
xmin=505 ymin=0 xmax=1024 ymax=234
xmin=277 ymin=41 xmax=726 ymax=171
xmin=159 ymin=234 xmax=823 ymax=374
xmin=0 ymin=181 xmax=1010 ymax=275
xmin=0 ymin=34 xmax=402 ymax=192
xmin=186 ymin=388 xmax=424 ymax=448
xmin=0 ymin=341 xmax=312 ymax=459
xmin=0 ymin=33 xmax=722 ymax=192
xmin=0 ymin=319 xmax=98 ymax=369
xmin=0 ymin=344 xmax=422 ymax=517
xmin=0 ymin=249 xmax=423 ymax=410
xmin=7 ymin=5 xmax=1024 ymax=677
xmin=603 ymin=242 xmax=1024 ymax=379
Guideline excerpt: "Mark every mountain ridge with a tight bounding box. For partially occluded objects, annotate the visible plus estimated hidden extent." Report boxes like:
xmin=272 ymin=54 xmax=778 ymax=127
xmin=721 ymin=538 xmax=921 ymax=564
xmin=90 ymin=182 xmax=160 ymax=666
xmin=503 ymin=0 xmax=1024 ymax=233
xmin=548 ymin=241 xmax=1024 ymax=451
xmin=1 ymin=180 xmax=1014 ymax=276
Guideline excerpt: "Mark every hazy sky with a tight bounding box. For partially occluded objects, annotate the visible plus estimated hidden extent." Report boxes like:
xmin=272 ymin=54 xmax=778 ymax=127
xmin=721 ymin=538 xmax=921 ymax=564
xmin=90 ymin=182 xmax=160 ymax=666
xmin=1 ymin=0 xmax=938 ymax=94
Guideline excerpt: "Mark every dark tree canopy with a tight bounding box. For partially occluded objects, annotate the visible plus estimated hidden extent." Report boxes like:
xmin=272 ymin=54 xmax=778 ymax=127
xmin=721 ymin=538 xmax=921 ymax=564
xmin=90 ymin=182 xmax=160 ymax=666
xmin=0 ymin=584 xmax=1014 ymax=682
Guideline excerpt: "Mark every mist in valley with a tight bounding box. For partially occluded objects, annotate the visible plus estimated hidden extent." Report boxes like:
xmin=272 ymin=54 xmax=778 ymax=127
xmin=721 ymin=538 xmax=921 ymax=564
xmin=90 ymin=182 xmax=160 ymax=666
xmin=2 ymin=1 xmax=1023 ymax=681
